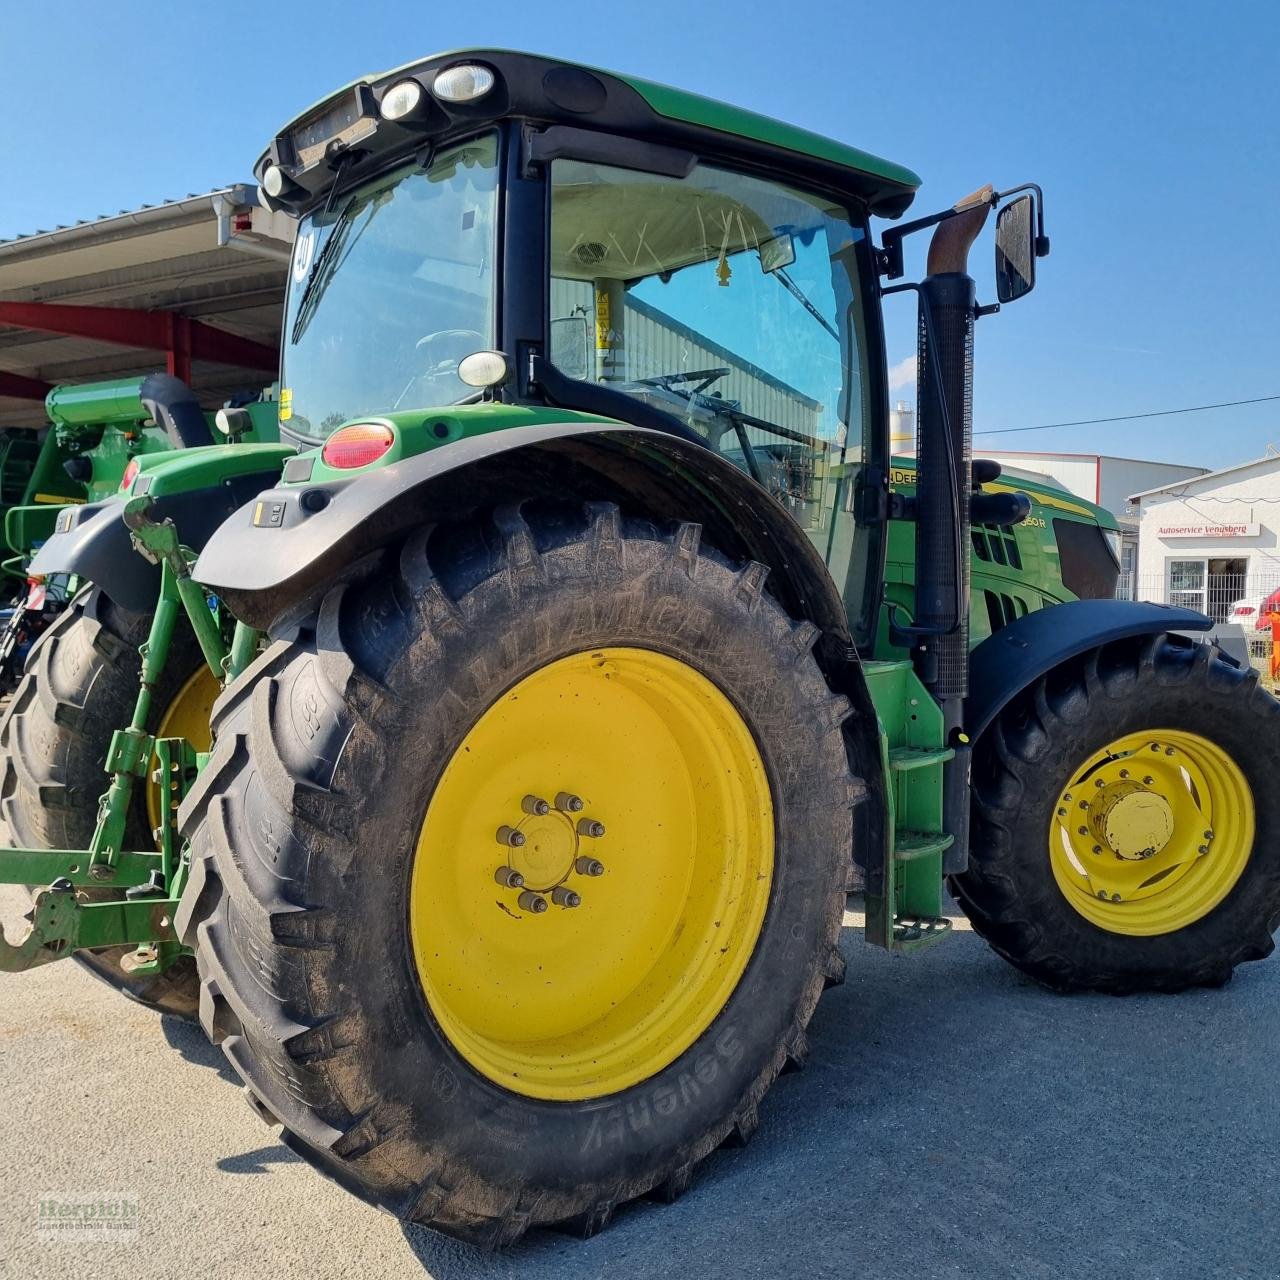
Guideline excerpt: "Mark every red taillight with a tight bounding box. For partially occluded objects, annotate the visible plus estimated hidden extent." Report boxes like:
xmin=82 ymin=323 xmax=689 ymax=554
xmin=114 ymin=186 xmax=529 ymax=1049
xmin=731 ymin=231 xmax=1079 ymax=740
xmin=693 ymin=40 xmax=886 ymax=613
xmin=321 ymin=423 xmax=395 ymax=470
xmin=121 ymin=458 xmax=140 ymax=490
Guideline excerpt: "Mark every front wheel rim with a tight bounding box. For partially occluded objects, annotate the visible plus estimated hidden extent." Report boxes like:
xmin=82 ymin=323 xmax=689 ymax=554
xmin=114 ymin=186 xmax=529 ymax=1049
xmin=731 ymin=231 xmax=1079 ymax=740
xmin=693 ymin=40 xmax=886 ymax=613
xmin=1048 ymin=728 xmax=1254 ymax=936
xmin=410 ymin=647 xmax=774 ymax=1101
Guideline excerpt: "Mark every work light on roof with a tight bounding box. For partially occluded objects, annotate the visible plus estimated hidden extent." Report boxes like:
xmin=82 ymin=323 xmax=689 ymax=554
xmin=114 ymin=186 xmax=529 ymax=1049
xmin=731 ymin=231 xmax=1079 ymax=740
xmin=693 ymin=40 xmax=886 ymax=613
xmin=431 ymin=63 xmax=496 ymax=103
xmin=262 ymin=164 xmax=288 ymax=198
xmin=380 ymin=78 xmax=425 ymax=122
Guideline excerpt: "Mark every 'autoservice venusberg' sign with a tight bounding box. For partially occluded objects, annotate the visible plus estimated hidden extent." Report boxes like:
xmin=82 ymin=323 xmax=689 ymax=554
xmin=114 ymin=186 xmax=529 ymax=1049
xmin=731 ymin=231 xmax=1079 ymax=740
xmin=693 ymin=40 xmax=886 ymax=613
xmin=1157 ymin=522 xmax=1261 ymax=538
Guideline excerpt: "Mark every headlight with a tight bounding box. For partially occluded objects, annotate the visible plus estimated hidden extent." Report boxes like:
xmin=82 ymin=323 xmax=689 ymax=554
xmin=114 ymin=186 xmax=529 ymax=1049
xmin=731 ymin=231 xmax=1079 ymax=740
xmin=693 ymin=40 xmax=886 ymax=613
xmin=432 ymin=63 xmax=496 ymax=103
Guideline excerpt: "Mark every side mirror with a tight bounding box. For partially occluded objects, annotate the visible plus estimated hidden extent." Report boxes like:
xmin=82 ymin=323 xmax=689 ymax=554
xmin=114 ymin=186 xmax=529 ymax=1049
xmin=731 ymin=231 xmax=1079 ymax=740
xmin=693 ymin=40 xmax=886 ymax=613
xmin=995 ymin=195 xmax=1037 ymax=303
xmin=550 ymin=316 xmax=591 ymax=381
xmin=758 ymin=233 xmax=796 ymax=274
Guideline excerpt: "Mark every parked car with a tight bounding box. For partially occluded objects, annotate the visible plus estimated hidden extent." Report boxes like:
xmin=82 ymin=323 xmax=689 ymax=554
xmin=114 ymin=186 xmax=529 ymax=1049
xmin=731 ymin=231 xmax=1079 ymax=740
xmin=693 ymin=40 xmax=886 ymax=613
xmin=1229 ymin=589 xmax=1280 ymax=630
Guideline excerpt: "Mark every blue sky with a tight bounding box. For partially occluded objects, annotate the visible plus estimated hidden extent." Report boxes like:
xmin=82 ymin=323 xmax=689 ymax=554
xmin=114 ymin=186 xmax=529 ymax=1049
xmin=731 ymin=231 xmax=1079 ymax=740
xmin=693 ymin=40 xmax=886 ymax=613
xmin=2 ymin=0 xmax=1277 ymax=468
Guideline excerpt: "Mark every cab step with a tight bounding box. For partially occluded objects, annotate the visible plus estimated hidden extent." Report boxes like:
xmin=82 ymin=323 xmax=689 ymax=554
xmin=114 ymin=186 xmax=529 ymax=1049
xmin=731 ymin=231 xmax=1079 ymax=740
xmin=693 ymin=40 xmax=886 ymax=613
xmin=893 ymin=830 xmax=955 ymax=862
xmin=888 ymin=746 xmax=954 ymax=774
xmin=892 ymin=914 xmax=953 ymax=947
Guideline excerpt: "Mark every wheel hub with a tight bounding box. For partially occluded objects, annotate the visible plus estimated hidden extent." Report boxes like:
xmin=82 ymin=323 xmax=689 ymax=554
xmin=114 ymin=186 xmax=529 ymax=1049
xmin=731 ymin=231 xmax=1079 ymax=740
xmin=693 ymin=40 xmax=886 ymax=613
xmin=1089 ymin=781 xmax=1175 ymax=860
xmin=495 ymin=792 xmax=607 ymax=910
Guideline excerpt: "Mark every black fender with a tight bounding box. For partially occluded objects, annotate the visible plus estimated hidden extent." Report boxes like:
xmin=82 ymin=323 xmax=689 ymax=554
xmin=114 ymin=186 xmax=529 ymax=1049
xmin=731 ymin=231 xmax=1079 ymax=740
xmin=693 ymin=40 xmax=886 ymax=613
xmin=193 ymin=420 xmax=891 ymax=867
xmin=28 ymin=471 xmax=288 ymax=614
xmin=965 ymin=599 xmax=1215 ymax=743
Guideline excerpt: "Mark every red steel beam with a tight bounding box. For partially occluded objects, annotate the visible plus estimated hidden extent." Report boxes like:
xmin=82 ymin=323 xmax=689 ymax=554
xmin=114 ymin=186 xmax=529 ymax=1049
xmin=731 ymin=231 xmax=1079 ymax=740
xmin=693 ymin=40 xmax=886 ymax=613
xmin=0 ymin=301 xmax=278 ymax=372
xmin=0 ymin=369 xmax=53 ymax=400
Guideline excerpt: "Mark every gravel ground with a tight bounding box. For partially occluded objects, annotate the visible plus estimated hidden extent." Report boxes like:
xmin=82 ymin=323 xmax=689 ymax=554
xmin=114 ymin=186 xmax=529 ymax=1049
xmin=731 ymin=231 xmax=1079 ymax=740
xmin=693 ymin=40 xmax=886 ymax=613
xmin=2 ymin=888 xmax=1279 ymax=1279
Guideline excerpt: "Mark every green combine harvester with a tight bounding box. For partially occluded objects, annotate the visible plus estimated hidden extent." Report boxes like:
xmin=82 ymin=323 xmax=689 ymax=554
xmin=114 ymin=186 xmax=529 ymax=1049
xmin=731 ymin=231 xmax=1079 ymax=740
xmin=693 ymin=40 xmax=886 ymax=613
xmin=2 ymin=50 xmax=1275 ymax=1247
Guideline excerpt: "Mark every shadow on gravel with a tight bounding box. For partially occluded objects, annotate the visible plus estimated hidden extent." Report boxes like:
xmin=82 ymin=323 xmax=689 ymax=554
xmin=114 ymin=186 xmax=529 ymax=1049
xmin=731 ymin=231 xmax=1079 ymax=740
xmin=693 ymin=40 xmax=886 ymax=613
xmin=216 ymin=1144 xmax=304 ymax=1175
xmin=392 ymin=928 xmax=1280 ymax=1280
xmin=161 ymin=1012 xmax=241 ymax=1084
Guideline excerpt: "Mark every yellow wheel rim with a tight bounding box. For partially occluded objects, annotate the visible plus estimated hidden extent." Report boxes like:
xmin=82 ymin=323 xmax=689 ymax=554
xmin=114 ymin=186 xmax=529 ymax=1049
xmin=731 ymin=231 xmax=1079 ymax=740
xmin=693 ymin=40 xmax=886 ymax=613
xmin=410 ymin=647 xmax=774 ymax=1101
xmin=145 ymin=665 xmax=219 ymax=835
xmin=1049 ymin=729 xmax=1254 ymax=936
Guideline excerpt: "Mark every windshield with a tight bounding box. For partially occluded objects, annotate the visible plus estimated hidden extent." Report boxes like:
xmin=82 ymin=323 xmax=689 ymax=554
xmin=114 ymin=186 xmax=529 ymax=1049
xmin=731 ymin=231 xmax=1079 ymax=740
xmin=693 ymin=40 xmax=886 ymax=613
xmin=280 ymin=133 xmax=499 ymax=440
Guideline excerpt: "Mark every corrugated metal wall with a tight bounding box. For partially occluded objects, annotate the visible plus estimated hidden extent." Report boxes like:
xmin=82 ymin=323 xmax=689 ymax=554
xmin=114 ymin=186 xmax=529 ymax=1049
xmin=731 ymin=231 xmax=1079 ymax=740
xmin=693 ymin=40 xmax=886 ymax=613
xmin=551 ymin=279 xmax=823 ymax=443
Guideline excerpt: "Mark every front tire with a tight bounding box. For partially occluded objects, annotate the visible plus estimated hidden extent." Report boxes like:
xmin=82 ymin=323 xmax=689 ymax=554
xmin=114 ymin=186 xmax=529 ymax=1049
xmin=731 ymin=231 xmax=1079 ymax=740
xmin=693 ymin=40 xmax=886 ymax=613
xmin=177 ymin=502 xmax=861 ymax=1246
xmin=952 ymin=635 xmax=1280 ymax=992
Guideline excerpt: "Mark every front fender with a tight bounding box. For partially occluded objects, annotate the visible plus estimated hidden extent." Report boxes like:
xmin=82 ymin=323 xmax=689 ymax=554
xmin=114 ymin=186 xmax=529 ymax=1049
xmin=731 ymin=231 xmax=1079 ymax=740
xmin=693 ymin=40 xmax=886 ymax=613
xmin=194 ymin=422 xmax=853 ymax=637
xmin=29 ymin=467 xmax=291 ymax=614
xmin=965 ymin=599 xmax=1215 ymax=742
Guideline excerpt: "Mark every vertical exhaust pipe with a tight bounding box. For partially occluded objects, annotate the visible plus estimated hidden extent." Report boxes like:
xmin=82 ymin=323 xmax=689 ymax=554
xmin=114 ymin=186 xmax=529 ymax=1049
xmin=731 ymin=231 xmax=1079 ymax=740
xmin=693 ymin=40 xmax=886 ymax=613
xmin=912 ymin=188 xmax=991 ymax=872
xmin=912 ymin=190 xmax=991 ymax=706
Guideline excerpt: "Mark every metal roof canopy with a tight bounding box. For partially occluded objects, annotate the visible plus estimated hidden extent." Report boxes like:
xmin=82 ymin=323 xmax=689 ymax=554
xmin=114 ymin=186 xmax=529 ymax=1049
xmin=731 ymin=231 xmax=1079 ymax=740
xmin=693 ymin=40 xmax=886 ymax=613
xmin=0 ymin=186 xmax=292 ymax=429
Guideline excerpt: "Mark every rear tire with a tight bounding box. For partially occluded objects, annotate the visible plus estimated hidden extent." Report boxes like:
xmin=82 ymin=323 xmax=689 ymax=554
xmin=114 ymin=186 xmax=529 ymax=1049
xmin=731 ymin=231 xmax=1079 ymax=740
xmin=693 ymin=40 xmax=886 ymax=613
xmin=951 ymin=635 xmax=1280 ymax=992
xmin=0 ymin=587 xmax=206 ymax=1017
xmin=177 ymin=502 xmax=862 ymax=1246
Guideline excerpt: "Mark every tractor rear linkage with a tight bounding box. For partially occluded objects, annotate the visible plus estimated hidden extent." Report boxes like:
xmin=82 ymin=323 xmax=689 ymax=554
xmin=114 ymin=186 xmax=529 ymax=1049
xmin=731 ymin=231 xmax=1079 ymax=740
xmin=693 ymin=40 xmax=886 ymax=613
xmin=0 ymin=496 xmax=260 ymax=973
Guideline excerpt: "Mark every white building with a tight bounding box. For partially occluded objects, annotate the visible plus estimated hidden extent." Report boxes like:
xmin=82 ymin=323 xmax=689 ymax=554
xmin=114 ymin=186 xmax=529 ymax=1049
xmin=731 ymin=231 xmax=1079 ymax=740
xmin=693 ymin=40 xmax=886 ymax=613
xmin=1129 ymin=451 xmax=1280 ymax=621
xmin=968 ymin=449 xmax=1205 ymax=583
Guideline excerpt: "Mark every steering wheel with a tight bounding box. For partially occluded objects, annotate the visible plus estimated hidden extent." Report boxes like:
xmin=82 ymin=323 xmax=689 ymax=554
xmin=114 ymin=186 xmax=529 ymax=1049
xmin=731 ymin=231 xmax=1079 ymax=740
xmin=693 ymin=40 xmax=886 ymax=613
xmin=414 ymin=329 xmax=485 ymax=374
xmin=636 ymin=367 xmax=731 ymax=394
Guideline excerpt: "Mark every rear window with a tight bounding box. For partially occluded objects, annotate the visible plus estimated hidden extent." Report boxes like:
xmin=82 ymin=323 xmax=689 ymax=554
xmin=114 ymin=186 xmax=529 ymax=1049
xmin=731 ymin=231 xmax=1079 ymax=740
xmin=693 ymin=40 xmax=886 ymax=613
xmin=1053 ymin=519 xmax=1120 ymax=600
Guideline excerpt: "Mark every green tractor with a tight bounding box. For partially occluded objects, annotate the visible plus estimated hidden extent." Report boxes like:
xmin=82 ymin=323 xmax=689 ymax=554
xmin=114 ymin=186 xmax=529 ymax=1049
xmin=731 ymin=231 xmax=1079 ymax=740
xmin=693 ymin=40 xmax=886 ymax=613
xmin=2 ymin=51 xmax=1276 ymax=1247
xmin=0 ymin=375 xmax=279 ymax=693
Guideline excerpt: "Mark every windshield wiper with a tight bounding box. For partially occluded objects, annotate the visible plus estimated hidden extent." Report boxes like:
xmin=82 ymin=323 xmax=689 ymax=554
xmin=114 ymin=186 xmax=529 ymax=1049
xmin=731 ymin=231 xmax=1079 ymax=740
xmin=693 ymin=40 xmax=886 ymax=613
xmin=289 ymin=186 xmax=390 ymax=346
xmin=771 ymin=267 xmax=840 ymax=341
xmin=290 ymin=209 xmax=357 ymax=346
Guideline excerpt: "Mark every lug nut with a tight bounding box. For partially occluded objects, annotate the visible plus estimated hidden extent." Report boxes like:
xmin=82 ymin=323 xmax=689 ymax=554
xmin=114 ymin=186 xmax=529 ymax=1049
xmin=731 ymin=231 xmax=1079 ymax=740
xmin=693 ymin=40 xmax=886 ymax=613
xmin=1204 ymin=829 xmax=1214 ymax=840
xmin=495 ymin=866 xmax=525 ymax=889
xmin=1092 ymin=845 xmax=1102 ymax=854
xmin=551 ymin=886 xmax=582 ymax=908
xmin=575 ymin=856 xmax=605 ymax=877
xmin=1078 ymin=826 xmax=1088 ymax=836
xmin=1197 ymin=845 xmax=1209 ymax=855
xmin=522 ymin=795 xmax=550 ymax=816
xmin=1165 ymin=747 xmax=1175 ymax=756
xmin=1143 ymin=776 xmax=1155 ymax=785
xmin=1079 ymin=801 xmax=1089 ymax=810
xmin=555 ymin=792 xmax=584 ymax=813
xmin=517 ymin=890 xmax=548 ymax=914
xmin=577 ymin=818 xmax=605 ymax=838
xmin=1111 ymin=893 xmax=1122 ymax=902
xmin=1057 ymin=807 xmax=1067 ymax=817
xmin=1095 ymin=778 xmax=1105 ymax=788
xmin=497 ymin=825 xmax=525 ymax=848
xmin=1119 ymin=769 xmax=1129 ymax=779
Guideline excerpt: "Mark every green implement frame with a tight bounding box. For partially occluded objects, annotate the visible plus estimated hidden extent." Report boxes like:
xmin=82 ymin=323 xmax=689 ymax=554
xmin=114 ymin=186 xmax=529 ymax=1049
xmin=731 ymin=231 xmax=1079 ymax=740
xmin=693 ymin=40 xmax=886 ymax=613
xmin=0 ymin=490 xmax=263 ymax=973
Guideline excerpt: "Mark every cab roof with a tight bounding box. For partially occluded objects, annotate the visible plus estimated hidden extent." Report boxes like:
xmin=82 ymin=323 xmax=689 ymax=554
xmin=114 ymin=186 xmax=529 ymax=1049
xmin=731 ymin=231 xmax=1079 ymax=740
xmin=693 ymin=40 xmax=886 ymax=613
xmin=263 ymin=49 xmax=921 ymax=220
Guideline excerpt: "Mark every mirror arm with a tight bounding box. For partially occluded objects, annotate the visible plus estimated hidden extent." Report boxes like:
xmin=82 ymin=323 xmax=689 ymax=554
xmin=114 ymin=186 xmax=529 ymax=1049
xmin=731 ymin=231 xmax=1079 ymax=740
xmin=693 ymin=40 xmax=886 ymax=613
xmin=879 ymin=183 xmax=1049 ymax=281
